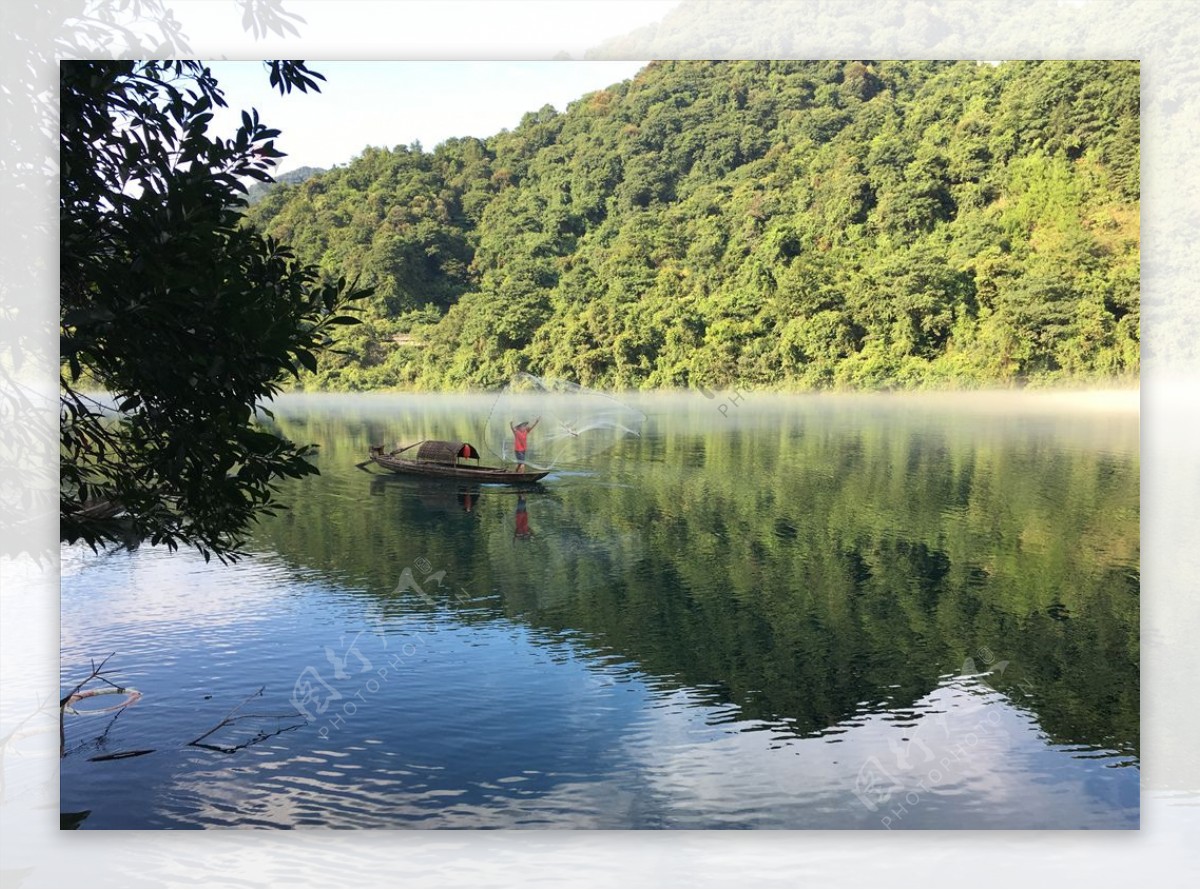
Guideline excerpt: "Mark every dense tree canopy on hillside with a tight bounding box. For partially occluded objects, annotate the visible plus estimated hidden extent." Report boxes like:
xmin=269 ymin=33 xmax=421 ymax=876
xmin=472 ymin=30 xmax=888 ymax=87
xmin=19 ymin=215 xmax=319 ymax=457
xmin=244 ymin=60 xmax=1139 ymax=391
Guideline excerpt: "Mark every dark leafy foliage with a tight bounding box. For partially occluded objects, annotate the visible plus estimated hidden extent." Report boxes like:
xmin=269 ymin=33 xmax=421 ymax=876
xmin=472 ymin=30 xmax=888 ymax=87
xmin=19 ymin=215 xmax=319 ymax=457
xmin=60 ymin=61 xmax=370 ymax=560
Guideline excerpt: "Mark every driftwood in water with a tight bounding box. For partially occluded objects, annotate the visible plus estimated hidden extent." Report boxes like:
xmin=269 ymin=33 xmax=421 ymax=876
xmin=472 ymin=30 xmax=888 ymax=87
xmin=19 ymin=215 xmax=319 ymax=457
xmin=62 ymin=659 xmax=304 ymax=761
xmin=60 ymin=653 xmax=122 ymax=758
xmin=187 ymin=686 xmax=306 ymax=754
xmin=88 ymin=749 xmax=154 ymax=762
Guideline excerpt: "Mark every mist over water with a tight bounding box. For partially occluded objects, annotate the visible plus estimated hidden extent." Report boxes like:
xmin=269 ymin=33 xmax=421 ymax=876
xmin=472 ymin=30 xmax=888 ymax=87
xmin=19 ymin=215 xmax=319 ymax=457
xmin=60 ymin=391 xmax=1139 ymax=828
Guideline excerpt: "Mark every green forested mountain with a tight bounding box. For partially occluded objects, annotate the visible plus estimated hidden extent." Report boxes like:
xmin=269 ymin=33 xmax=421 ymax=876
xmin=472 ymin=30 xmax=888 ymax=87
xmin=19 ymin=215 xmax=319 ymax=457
xmin=246 ymin=164 xmax=326 ymax=205
xmin=243 ymin=60 xmax=1139 ymax=391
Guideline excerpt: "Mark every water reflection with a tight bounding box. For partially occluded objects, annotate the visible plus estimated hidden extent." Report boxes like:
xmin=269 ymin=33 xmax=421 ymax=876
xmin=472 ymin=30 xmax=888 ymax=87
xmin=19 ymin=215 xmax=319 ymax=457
xmin=60 ymin=393 xmax=1139 ymax=828
xmin=265 ymin=394 xmax=1139 ymax=757
xmin=368 ymin=474 xmax=486 ymax=514
xmin=514 ymin=494 xmax=534 ymax=541
xmin=276 ymin=398 xmax=1137 ymax=753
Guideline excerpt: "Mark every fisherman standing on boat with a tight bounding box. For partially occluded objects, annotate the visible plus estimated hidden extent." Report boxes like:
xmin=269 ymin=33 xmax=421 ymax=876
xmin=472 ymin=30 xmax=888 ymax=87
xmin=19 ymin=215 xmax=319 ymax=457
xmin=510 ymin=416 xmax=540 ymax=470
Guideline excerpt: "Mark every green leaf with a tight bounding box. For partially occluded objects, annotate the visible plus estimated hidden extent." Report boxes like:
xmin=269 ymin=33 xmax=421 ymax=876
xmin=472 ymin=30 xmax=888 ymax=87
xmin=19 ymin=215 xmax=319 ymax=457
xmin=295 ymin=349 xmax=318 ymax=373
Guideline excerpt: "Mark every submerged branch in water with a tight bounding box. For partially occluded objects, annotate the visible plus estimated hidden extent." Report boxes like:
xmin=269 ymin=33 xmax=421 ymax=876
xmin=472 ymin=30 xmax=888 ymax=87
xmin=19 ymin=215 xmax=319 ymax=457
xmin=60 ymin=653 xmax=117 ymax=758
xmin=187 ymin=686 xmax=306 ymax=754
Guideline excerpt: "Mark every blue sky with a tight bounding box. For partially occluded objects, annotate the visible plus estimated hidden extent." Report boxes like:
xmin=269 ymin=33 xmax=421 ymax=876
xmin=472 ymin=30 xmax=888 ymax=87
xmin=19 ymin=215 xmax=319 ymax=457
xmin=205 ymin=61 xmax=649 ymax=174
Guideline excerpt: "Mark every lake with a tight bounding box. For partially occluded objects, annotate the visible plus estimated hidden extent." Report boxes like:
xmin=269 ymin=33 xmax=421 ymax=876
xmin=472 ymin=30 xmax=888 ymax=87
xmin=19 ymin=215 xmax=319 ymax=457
xmin=60 ymin=391 xmax=1139 ymax=829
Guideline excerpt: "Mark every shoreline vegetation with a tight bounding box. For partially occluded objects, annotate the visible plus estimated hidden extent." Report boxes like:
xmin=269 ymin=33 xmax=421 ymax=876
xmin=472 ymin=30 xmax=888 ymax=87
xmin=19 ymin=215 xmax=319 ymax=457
xmin=75 ymin=383 xmax=1140 ymax=411
xmin=244 ymin=60 xmax=1139 ymax=394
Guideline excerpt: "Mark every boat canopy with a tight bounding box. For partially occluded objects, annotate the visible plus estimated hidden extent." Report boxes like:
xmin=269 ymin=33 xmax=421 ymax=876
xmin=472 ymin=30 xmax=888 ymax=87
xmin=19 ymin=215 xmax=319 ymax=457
xmin=416 ymin=440 xmax=480 ymax=464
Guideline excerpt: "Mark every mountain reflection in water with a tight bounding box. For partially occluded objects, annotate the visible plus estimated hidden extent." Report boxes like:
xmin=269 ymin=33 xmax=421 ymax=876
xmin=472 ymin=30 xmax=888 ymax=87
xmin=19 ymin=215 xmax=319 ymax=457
xmin=60 ymin=392 xmax=1139 ymax=829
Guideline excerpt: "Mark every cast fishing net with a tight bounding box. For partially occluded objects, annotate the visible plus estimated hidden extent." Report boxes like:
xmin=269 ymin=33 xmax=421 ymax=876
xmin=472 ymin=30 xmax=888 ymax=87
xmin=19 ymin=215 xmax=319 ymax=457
xmin=481 ymin=373 xmax=645 ymax=470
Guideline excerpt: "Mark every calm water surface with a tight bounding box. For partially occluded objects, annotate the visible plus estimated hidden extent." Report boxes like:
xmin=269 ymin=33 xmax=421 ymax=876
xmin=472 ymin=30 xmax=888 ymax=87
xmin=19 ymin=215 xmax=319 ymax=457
xmin=60 ymin=393 xmax=1139 ymax=828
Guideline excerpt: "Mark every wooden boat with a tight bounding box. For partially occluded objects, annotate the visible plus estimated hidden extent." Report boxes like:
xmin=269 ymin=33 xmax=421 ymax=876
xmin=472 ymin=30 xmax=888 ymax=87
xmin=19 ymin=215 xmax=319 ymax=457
xmin=365 ymin=441 xmax=550 ymax=483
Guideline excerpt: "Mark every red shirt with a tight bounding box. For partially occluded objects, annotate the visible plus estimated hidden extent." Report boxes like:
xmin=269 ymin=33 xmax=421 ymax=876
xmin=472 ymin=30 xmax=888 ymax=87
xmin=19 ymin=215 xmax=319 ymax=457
xmin=513 ymin=427 xmax=529 ymax=450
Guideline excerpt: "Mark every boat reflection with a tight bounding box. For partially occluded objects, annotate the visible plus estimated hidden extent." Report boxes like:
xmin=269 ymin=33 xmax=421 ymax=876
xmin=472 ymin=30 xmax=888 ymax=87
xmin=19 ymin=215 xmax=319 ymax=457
xmin=369 ymin=474 xmax=549 ymax=519
xmin=369 ymin=474 xmax=483 ymax=513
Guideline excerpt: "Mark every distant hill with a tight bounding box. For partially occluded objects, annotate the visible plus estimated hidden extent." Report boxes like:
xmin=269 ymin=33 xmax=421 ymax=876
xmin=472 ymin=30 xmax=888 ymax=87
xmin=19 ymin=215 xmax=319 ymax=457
xmin=245 ymin=165 xmax=326 ymax=205
xmin=243 ymin=60 xmax=1139 ymax=392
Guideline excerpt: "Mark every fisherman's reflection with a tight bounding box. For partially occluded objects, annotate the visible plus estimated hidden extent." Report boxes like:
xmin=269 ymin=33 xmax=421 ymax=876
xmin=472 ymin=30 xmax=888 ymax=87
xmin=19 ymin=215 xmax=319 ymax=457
xmin=514 ymin=494 xmax=534 ymax=541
